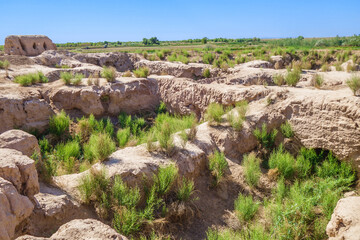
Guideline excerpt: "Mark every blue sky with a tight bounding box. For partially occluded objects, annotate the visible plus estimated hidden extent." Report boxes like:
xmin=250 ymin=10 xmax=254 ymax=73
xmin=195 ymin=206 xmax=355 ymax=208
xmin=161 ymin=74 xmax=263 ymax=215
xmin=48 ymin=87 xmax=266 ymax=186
xmin=1 ymin=0 xmax=359 ymax=43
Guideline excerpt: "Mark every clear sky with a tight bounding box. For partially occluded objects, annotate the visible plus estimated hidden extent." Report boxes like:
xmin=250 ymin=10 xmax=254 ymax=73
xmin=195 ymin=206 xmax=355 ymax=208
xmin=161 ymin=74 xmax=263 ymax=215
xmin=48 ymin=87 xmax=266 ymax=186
xmin=1 ymin=0 xmax=359 ymax=43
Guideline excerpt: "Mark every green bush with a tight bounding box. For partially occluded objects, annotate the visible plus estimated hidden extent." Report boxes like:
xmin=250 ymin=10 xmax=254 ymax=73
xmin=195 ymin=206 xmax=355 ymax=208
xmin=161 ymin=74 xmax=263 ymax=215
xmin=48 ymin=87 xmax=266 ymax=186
xmin=84 ymin=133 xmax=116 ymax=162
xmin=346 ymin=75 xmax=360 ymax=95
xmin=156 ymin=101 xmax=167 ymax=114
xmin=0 ymin=60 xmax=10 ymax=69
xmin=113 ymin=208 xmax=143 ymax=236
xmin=280 ymin=121 xmax=294 ymax=138
xmin=203 ymin=68 xmax=211 ymax=78
xmin=39 ymin=137 xmax=51 ymax=154
xmin=72 ymin=73 xmax=84 ymax=85
xmin=101 ymin=66 xmax=116 ymax=82
xmin=49 ymin=110 xmax=70 ymax=136
xmin=242 ymin=153 xmax=261 ymax=187
xmin=157 ymin=122 xmax=174 ymax=153
xmin=268 ymin=145 xmax=296 ymax=179
xmin=153 ymin=164 xmax=178 ymax=197
xmin=55 ymin=140 xmax=81 ymax=173
xmin=78 ymin=169 xmax=110 ymax=203
xmin=296 ymin=155 xmax=312 ymax=178
xmin=133 ymin=67 xmax=150 ymax=78
xmin=14 ymin=72 xmax=48 ymax=86
xmin=253 ymin=123 xmax=278 ymax=149
xmin=234 ymin=194 xmax=259 ymax=222
xmin=117 ymin=127 xmax=130 ymax=147
xmin=177 ymin=177 xmax=195 ymax=202
xmin=285 ymin=69 xmax=301 ymax=86
xmin=205 ymin=103 xmax=224 ymax=125
xmin=208 ymin=150 xmax=228 ymax=185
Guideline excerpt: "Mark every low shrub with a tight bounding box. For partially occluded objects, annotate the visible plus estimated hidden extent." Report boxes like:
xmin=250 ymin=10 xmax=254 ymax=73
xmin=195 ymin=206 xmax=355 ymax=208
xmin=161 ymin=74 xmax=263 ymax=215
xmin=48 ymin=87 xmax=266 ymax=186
xmin=203 ymin=68 xmax=211 ymax=78
xmin=14 ymin=71 xmax=48 ymax=86
xmin=122 ymin=70 xmax=132 ymax=77
xmin=253 ymin=123 xmax=278 ymax=149
xmin=280 ymin=121 xmax=294 ymax=138
xmin=273 ymin=73 xmax=285 ymax=86
xmin=133 ymin=67 xmax=150 ymax=78
xmin=205 ymin=103 xmax=224 ymax=125
xmin=177 ymin=177 xmax=195 ymax=202
xmin=117 ymin=127 xmax=131 ymax=147
xmin=157 ymin=122 xmax=174 ymax=154
xmin=234 ymin=194 xmax=259 ymax=222
xmin=311 ymin=74 xmax=324 ymax=88
xmin=83 ymin=132 xmax=116 ymax=162
xmin=227 ymin=101 xmax=248 ymax=131
xmin=208 ymin=150 xmax=228 ymax=185
xmin=49 ymin=110 xmax=70 ymax=136
xmin=0 ymin=60 xmax=10 ymax=69
xmin=268 ymin=145 xmax=296 ymax=179
xmin=101 ymin=66 xmax=116 ymax=82
xmin=203 ymin=53 xmax=215 ymax=64
xmin=285 ymin=69 xmax=301 ymax=87
xmin=112 ymin=176 xmax=141 ymax=208
xmin=242 ymin=153 xmax=261 ymax=187
xmin=72 ymin=73 xmax=84 ymax=85
xmin=346 ymin=75 xmax=360 ymax=95
xmin=60 ymin=72 xmax=72 ymax=85
xmin=153 ymin=164 xmax=178 ymax=197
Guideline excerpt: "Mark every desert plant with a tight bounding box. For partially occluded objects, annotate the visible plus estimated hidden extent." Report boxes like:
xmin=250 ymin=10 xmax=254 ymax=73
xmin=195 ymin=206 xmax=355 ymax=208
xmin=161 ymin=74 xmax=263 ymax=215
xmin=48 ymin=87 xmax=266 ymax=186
xmin=133 ymin=67 xmax=150 ymax=78
xmin=101 ymin=66 xmax=116 ymax=82
xmin=321 ymin=64 xmax=330 ymax=72
xmin=117 ymin=127 xmax=131 ymax=147
xmin=78 ymin=169 xmax=110 ymax=204
xmin=72 ymin=73 xmax=84 ymax=85
xmin=156 ymin=101 xmax=167 ymax=114
xmin=268 ymin=145 xmax=296 ymax=179
xmin=177 ymin=177 xmax=195 ymax=202
xmin=205 ymin=103 xmax=224 ymax=125
xmin=280 ymin=121 xmax=294 ymax=138
xmin=203 ymin=68 xmax=211 ymax=78
xmin=208 ymin=150 xmax=228 ymax=185
xmin=234 ymin=194 xmax=259 ymax=222
xmin=14 ymin=72 xmax=48 ymax=86
xmin=83 ymin=132 xmax=116 ymax=162
xmin=49 ymin=110 xmax=70 ymax=136
xmin=113 ymin=207 xmax=143 ymax=236
xmin=335 ymin=63 xmax=343 ymax=71
xmin=346 ymin=75 xmax=360 ymax=95
xmin=273 ymin=73 xmax=285 ymax=86
xmin=153 ymin=164 xmax=178 ymax=197
xmin=0 ymin=60 xmax=10 ymax=69
xmin=60 ymin=72 xmax=72 ymax=85
xmin=122 ymin=70 xmax=132 ymax=77
xmin=285 ymin=69 xmax=301 ymax=87
xmin=253 ymin=123 xmax=278 ymax=149
xmin=112 ymin=176 xmax=141 ymax=208
xmin=157 ymin=122 xmax=174 ymax=153
xmin=203 ymin=53 xmax=215 ymax=64
xmin=242 ymin=153 xmax=261 ymax=187
xmin=227 ymin=101 xmax=248 ymax=131
xmin=311 ymin=74 xmax=324 ymax=88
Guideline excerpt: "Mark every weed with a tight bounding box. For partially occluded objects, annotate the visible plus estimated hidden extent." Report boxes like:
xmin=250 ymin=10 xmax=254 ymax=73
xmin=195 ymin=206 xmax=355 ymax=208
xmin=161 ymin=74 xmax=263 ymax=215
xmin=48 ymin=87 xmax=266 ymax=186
xmin=122 ymin=70 xmax=132 ymax=77
xmin=346 ymin=75 xmax=360 ymax=95
xmin=117 ymin=127 xmax=131 ymax=147
xmin=311 ymin=74 xmax=324 ymax=88
xmin=72 ymin=73 xmax=84 ymax=85
xmin=253 ymin=123 xmax=278 ymax=149
xmin=268 ymin=144 xmax=296 ymax=179
xmin=203 ymin=68 xmax=211 ymax=78
xmin=280 ymin=121 xmax=294 ymax=138
xmin=14 ymin=72 xmax=48 ymax=86
xmin=285 ymin=69 xmax=301 ymax=87
xmin=60 ymin=72 xmax=72 ymax=85
xmin=49 ymin=110 xmax=70 ymax=136
xmin=203 ymin=53 xmax=215 ymax=64
xmin=208 ymin=150 xmax=228 ymax=185
xmin=227 ymin=101 xmax=248 ymax=131
xmin=177 ymin=177 xmax=195 ymax=202
xmin=234 ymin=194 xmax=259 ymax=222
xmin=101 ymin=66 xmax=117 ymax=82
xmin=242 ymin=153 xmax=261 ymax=187
xmin=153 ymin=164 xmax=178 ymax=197
xmin=157 ymin=122 xmax=174 ymax=153
xmin=84 ymin=132 xmax=116 ymax=162
xmin=133 ymin=67 xmax=150 ymax=78
xmin=273 ymin=73 xmax=285 ymax=86
xmin=112 ymin=176 xmax=141 ymax=208
xmin=205 ymin=103 xmax=224 ymax=125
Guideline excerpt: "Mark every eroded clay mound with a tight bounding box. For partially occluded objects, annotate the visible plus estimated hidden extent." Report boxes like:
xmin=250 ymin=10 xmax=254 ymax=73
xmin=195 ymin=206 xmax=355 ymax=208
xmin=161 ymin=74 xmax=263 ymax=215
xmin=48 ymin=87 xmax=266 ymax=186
xmin=5 ymin=35 xmax=57 ymax=56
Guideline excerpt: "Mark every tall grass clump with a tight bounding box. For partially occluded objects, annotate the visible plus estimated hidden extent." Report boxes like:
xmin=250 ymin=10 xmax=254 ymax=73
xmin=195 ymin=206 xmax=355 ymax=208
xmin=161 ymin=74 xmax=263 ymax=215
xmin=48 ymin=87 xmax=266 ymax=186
xmin=268 ymin=144 xmax=296 ymax=179
xmin=112 ymin=176 xmax=141 ymax=208
xmin=234 ymin=194 xmax=259 ymax=222
xmin=346 ymin=75 xmax=360 ymax=95
xmin=84 ymin=132 xmax=116 ymax=162
xmin=205 ymin=103 xmax=224 ymax=125
xmin=208 ymin=150 xmax=228 ymax=185
xmin=177 ymin=177 xmax=195 ymax=202
xmin=49 ymin=110 xmax=70 ymax=136
xmin=157 ymin=122 xmax=174 ymax=154
xmin=280 ymin=121 xmax=294 ymax=138
xmin=273 ymin=73 xmax=285 ymax=86
xmin=285 ymin=69 xmax=301 ymax=87
xmin=60 ymin=72 xmax=72 ymax=85
xmin=202 ymin=68 xmax=211 ymax=78
xmin=133 ymin=67 xmax=150 ymax=78
xmin=253 ymin=123 xmax=278 ymax=149
xmin=227 ymin=101 xmax=248 ymax=131
xmin=0 ymin=60 xmax=10 ymax=70
xmin=203 ymin=53 xmax=215 ymax=64
xmin=101 ymin=66 xmax=116 ymax=82
xmin=242 ymin=153 xmax=261 ymax=187
xmin=153 ymin=164 xmax=178 ymax=197
xmin=117 ymin=127 xmax=131 ymax=147
xmin=311 ymin=74 xmax=324 ymax=88
xmin=14 ymin=71 xmax=48 ymax=86
xmin=55 ymin=140 xmax=81 ymax=173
